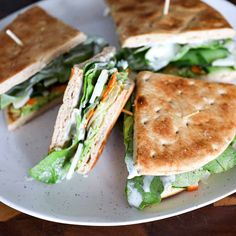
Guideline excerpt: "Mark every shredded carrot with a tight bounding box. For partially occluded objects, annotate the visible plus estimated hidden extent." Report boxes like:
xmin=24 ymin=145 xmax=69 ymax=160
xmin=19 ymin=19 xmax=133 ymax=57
xmin=27 ymin=97 xmax=37 ymax=106
xmin=69 ymin=68 xmax=76 ymax=80
xmin=101 ymin=72 xmax=117 ymax=102
xmin=86 ymin=108 xmax=95 ymax=121
xmin=191 ymin=66 xmax=203 ymax=75
xmin=52 ymin=85 xmax=67 ymax=93
xmin=187 ymin=185 xmax=199 ymax=192
xmin=122 ymin=109 xmax=133 ymax=116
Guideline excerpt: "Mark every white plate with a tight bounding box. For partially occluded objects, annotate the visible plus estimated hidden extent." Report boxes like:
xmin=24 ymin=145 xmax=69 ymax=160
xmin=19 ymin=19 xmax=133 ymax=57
xmin=0 ymin=0 xmax=236 ymax=226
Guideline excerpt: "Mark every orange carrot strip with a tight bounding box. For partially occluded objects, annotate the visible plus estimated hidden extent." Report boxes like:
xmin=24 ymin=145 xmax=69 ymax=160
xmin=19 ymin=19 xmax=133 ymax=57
xmin=52 ymin=85 xmax=67 ymax=93
xmin=69 ymin=68 xmax=76 ymax=80
xmin=86 ymin=108 xmax=95 ymax=121
xmin=191 ymin=66 xmax=203 ymax=74
xmin=187 ymin=185 xmax=199 ymax=192
xmin=27 ymin=98 xmax=37 ymax=106
xmin=101 ymin=72 xmax=117 ymax=102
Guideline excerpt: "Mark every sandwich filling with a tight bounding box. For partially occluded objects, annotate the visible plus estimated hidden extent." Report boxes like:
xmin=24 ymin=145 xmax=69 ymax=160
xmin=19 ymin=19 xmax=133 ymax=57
xmin=29 ymin=58 xmax=130 ymax=183
xmin=0 ymin=38 xmax=107 ymax=120
xmin=123 ymin=97 xmax=236 ymax=210
xmin=119 ymin=39 xmax=236 ymax=78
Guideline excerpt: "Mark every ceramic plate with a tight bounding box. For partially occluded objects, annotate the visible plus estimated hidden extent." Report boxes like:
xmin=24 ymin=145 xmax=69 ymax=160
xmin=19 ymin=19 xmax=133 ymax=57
xmin=0 ymin=0 xmax=236 ymax=226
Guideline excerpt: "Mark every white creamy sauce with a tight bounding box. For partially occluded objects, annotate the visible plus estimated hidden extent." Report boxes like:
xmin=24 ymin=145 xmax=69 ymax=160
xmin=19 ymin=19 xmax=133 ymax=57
xmin=160 ymin=175 xmax=176 ymax=191
xmin=126 ymin=155 xmax=139 ymax=179
xmin=143 ymin=176 xmax=154 ymax=192
xmin=117 ymin=60 xmax=128 ymax=70
xmin=64 ymin=108 xmax=81 ymax=141
xmin=145 ymin=44 xmax=180 ymax=70
xmin=212 ymin=55 xmax=236 ymax=67
xmin=200 ymin=171 xmax=211 ymax=184
xmin=233 ymin=142 xmax=236 ymax=150
xmin=127 ymin=181 xmax=142 ymax=208
xmin=89 ymin=69 xmax=108 ymax=104
xmin=212 ymin=40 xmax=236 ymax=67
xmin=66 ymin=143 xmax=83 ymax=180
xmin=43 ymin=77 xmax=58 ymax=87
xmin=13 ymin=88 xmax=33 ymax=109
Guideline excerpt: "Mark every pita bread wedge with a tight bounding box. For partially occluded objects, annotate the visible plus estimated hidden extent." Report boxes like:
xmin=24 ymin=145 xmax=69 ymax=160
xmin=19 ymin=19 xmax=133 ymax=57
xmin=134 ymin=72 xmax=236 ymax=176
xmin=124 ymin=72 xmax=236 ymax=209
xmin=0 ymin=6 xmax=86 ymax=94
xmin=107 ymin=0 xmax=236 ymax=81
xmin=29 ymin=47 xmax=135 ymax=183
xmin=0 ymin=6 xmax=107 ymax=130
xmin=106 ymin=0 xmax=235 ymax=47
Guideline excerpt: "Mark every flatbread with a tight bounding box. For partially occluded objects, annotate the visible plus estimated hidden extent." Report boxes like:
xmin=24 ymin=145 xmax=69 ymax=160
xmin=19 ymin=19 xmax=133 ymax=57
xmin=0 ymin=6 xmax=86 ymax=94
xmin=106 ymin=0 xmax=235 ymax=47
xmin=50 ymin=46 xmax=117 ymax=150
xmin=5 ymin=96 xmax=62 ymax=131
xmin=134 ymin=72 xmax=236 ymax=176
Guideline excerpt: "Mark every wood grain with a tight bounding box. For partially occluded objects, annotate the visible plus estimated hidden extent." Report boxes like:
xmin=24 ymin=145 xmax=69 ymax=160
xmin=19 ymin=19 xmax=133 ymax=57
xmin=0 ymin=203 xmax=20 ymax=222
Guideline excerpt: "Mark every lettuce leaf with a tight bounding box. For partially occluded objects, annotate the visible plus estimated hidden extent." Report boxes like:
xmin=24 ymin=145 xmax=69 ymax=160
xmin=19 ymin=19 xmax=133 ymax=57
xmin=126 ymin=176 xmax=164 ymax=210
xmin=29 ymin=141 xmax=78 ymax=184
xmin=0 ymin=37 xmax=107 ymax=110
xmin=203 ymin=144 xmax=236 ymax=174
xmin=173 ymin=170 xmax=210 ymax=188
xmin=119 ymin=39 xmax=234 ymax=73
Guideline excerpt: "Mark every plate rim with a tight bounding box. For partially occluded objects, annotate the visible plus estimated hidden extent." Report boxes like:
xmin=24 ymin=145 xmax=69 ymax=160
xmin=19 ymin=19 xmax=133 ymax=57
xmin=0 ymin=0 xmax=236 ymax=226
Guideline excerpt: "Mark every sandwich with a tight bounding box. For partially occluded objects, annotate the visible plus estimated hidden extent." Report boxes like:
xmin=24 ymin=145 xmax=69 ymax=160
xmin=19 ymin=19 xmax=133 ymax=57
xmin=124 ymin=71 xmax=236 ymax=209
xmin=29 ymin=47 xmax=135 ymax=183
xmin=0 ymin=6 xmax=107 ymax=130
xmin=107 ymin=0 xmax=236 ymax=81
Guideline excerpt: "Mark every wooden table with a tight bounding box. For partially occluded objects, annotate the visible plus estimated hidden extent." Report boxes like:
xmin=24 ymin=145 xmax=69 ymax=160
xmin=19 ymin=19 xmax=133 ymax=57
xmin=1 ymin=0 xmax=236 ymax=235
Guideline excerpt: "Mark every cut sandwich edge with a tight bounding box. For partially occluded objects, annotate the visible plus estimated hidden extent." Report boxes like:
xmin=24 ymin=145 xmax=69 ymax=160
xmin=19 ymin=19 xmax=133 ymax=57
xmin=5 ymin=96 xmax=63 ymax=131
xmin=121 ymin=29 xmax=236 ymax=48
xmin=0 ymin=32 xmax=87 ymax=94
xmin=77 ymin=78 xmax=135 ymax=174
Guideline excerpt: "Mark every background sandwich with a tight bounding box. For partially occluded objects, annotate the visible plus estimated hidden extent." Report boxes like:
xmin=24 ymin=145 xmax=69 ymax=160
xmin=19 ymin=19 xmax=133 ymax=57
xmin=29 ymin=47 xmax=134 ymax=184
xmin=0 ymin=6 xmax=107 ymax=130
xmin=107 ymin=0 xmax=236 ymax=81
xmin=124 ymin=72 xmax=236 ymax=209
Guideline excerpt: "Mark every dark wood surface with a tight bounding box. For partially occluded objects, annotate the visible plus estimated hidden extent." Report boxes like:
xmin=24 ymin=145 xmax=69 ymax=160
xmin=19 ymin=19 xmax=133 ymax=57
xmin=0 ymin=0 xmax=236 ymax=235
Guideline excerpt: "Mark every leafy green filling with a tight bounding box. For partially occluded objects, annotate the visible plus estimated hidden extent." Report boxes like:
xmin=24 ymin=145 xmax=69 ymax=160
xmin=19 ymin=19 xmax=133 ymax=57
xmin=0 ymin=37 xmax=107 ymax=113
xmin=118 ymin=39 xmax=236 ymax=78
xmin=29 ymin=59 xmax=129 ymax=184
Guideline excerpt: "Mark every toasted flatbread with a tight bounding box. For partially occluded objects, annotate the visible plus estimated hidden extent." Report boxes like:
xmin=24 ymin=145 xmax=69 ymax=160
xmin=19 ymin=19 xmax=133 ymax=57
xmin=50 ymin=46 xmax=134 ymax=174
xmin=0 ymin=6 xmax=86 ymax=94
xmin=5 ymin=96 xmax=62 ymax=131
xmin=106 ymin=0 xmax=235 ymax=47
xmin=134 ymin=72 xmax=236 ymax=176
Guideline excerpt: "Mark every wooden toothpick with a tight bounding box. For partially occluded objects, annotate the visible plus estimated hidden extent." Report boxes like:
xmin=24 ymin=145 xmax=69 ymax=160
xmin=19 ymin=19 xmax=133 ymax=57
xmin=163 ymin=0 xmax=171 ymax=15
xmin=6 ymin=29 xmax=24 ymax=46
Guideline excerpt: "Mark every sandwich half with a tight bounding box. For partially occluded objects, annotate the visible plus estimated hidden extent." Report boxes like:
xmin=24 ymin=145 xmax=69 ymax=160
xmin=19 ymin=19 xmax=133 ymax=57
xmin=124 ymin=72 xmax=236 ymax=209
xmin=29 ymin=47 xmax=135 ymax=184
xmin=0 ymin=6 xmax=107 ymax=130
xmin=107 ymin=0 xmax=236 ymax=81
